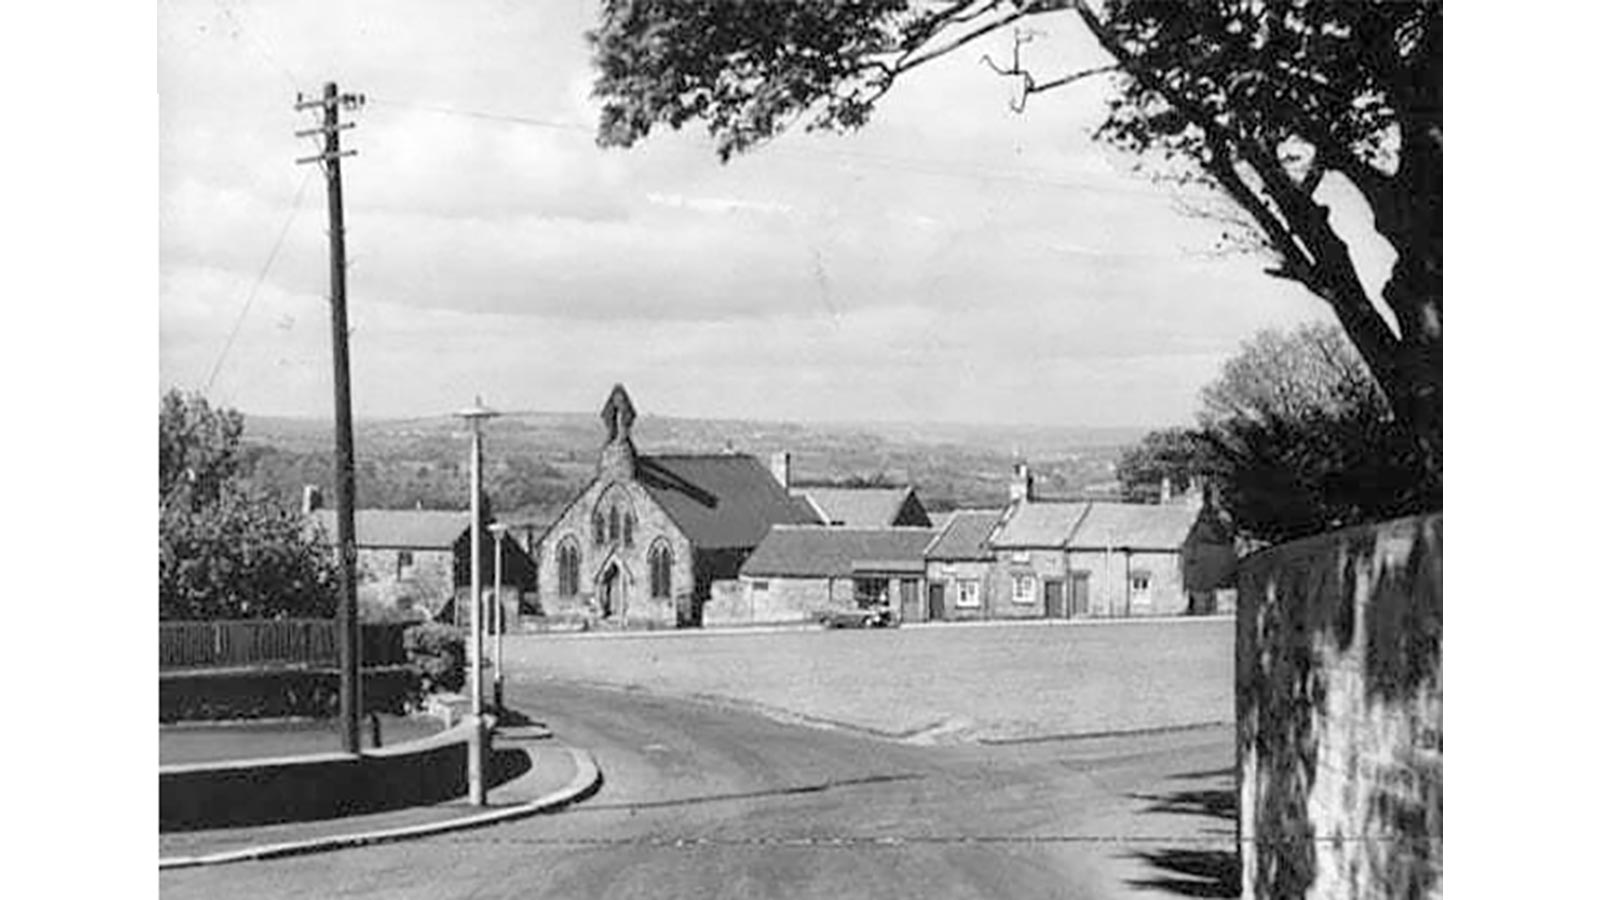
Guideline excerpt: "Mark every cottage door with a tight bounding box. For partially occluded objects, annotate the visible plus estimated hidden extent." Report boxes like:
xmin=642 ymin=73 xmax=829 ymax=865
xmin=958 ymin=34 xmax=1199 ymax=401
xmin=1068 ymin=572 xmax=1091 ymax=618
xmin=928 ymin=582 xmax=946 ymax=621
xmin=1043 ymin=579 xmax=1065 ymax=618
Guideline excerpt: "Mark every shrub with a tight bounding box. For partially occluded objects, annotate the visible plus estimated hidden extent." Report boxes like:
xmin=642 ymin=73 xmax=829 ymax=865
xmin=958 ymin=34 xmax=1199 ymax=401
xmin=159 ymin=667 xmax=421 ymax=722
xmin=404 ymin=622 xmax=466 ymax=694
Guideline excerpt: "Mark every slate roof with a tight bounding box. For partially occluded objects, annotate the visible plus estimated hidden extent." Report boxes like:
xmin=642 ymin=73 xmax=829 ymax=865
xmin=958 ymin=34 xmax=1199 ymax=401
xmin=636 ymin=454 xmax=822 ymax=551
xmin=741 ymin=526 xmax=939 ymax=579
xmin=987 ymin=502 xmax=1091 ymax=548
xmin=308 ymin=509 xmax=470 ymax=550
xmin=799 ymin=487 xmax=920 ymax=527
xmin=1067 ymin=502 xmax=1202 ymax=550
xmin=985 ymin=500 xmax=1205 ymax=551
xmin=925 ymin=509 xmax=1004 ymax=561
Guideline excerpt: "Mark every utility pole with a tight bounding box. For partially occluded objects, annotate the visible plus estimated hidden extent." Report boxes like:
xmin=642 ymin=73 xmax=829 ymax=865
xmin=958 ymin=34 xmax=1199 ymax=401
xmin=296 ymin=82 xmax=365 ymax=755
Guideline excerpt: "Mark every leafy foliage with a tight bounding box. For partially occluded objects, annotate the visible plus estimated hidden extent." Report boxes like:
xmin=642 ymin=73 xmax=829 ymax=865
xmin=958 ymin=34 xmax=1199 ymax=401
xmin=159 ymin=390 xmax=340 ymax=621
xmin=589 ymin=0 xmax=1443 ymax=481
xmin=1128 ymin=324 xmax=1437 ymax=545
xmin=403 ymin=622 xmax=467 ymax=693
xmin=1115 ymin=427 xmax=1205 ymax=504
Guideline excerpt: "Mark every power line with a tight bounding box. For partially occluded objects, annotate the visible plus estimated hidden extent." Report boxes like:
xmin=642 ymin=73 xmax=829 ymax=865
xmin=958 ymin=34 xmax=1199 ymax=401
xmin=364 ymin=96 xmax=1172 ymax=199
xmin=204 ymin=168 xmax=314 ymax=393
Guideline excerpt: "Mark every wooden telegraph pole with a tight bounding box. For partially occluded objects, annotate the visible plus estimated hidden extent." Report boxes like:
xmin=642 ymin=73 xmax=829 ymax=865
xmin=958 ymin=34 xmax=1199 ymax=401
xmin=296 ymin=82 xmax=365 ymax=754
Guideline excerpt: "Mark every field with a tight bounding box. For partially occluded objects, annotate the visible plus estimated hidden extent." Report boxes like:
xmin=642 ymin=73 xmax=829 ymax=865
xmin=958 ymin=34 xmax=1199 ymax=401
xmin=240 ymin=411 xmax=1139 ymax=522
xmin=505 ymin=618 xmax=1233 ymax=744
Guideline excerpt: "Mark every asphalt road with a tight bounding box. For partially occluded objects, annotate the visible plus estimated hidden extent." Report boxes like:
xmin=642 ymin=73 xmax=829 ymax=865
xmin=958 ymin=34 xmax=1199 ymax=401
xmin=159 ymin=682 xmax=1238 ymax=899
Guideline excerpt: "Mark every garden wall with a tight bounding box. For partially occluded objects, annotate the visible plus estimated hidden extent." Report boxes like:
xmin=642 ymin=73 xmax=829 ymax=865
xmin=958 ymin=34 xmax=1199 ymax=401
xmin=1237 ymin=514 xmax=1442 ymax=899
xmin=159 ymin=720 xmax=529 ymax=831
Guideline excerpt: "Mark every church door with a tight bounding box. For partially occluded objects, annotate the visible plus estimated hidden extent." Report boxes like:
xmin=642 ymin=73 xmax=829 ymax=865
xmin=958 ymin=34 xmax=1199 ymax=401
xmin=600 ymin=564 xmax=620 ymax=619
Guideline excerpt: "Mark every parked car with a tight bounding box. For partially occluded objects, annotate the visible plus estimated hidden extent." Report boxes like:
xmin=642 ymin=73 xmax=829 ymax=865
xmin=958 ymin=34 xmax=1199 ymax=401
xmin=819 ymin=605 xmax=901 ymax=629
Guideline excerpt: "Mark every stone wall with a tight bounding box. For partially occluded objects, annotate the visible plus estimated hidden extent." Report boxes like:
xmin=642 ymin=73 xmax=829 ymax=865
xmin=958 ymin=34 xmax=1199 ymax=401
xmin=704 ymin=576 xmax=853 ymax=626
xmin=1237 ymin=514 xmax=1442 ymax=899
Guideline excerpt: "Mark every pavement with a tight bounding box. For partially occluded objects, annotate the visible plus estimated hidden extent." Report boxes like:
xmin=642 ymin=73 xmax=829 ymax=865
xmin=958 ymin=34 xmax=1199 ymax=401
xmin=160 ymin=680 xmax=1239 ymax=899
xmin=158 ymin=723 xmax=602 ymax=869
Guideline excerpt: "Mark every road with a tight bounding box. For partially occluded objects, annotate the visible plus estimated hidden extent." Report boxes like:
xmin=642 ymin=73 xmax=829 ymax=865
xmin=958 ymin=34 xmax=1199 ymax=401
xmin=160 ymin=681 xmax=1238 ymax=899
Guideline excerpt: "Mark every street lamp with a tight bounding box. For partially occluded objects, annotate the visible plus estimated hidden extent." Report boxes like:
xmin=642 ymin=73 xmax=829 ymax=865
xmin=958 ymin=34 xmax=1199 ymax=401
xmin=489 ymin=522 xmax=508 ymax=712
xmin=457 ymin=396 xmax=498 ymax=806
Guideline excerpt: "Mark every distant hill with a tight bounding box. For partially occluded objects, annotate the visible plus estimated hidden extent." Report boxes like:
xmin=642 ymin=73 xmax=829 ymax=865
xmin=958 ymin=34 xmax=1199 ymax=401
xmin=240 ymin=410 xmax=1145 ymax=524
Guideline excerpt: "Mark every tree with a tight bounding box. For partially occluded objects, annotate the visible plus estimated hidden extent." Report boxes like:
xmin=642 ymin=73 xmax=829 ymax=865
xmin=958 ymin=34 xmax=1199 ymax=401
xmin=590 ymin=0 xmax=1442 ymax=481
xmin=159 ymin=390 xmax=339 ymax=620
xmin=1115 ymin=426 xmax=1204 ymax=504
xmin=160 ymin=390 xmax=245 ymax=508
xmin=1192 ymin=323 xmax=1435 ymax=544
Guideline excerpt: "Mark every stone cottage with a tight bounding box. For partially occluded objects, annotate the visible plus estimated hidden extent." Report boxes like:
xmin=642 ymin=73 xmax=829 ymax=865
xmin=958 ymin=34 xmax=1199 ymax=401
xmin=535 ymin=385 xmax=820 ymax=628
xmin=728 ymin=525 xmax=938 ymax=625
xmin=921 ymin=508 xmax=1004 ymax=622
xmin=985 ymin=462 xmax=1235 ymax=618
xmin=306 ymin=502 xmax=537 ymax=622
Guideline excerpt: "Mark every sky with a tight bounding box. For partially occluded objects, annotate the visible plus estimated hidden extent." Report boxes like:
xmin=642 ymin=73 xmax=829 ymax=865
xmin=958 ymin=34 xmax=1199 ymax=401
xmin=158 ymin=0 xmax=1396 ymax=428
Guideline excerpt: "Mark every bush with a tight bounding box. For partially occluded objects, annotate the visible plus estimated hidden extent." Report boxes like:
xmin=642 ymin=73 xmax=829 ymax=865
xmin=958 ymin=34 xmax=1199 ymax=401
xmin=159 ymin=667 xmax=421 ymax=722
xmin=403 ymin=622 xmax=466 ymax=694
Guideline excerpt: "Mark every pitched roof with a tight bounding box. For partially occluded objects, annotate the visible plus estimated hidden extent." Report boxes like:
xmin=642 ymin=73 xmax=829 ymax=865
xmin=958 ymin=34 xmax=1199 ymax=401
xmin=636 ymin=454 xmax=821 ymax=550
xmin=925 ymin=509 xmax=1004 ymax=560
xmin=308 ymin=509 xmax=470 ymax=550
xmin=799 ymin=487 xmax=921 ymax=527
xmin=741 ymin=526 xmax=938 ymax=578
xmin=988 ymin=502 xmax=1091 ymax=548
xmin=1067 ymin=502 xmax=1202 ymax=550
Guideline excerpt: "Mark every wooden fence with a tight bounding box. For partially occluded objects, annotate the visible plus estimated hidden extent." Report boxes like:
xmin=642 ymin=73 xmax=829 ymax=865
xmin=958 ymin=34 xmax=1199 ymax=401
xmin=159 ymin=620 xmax=410 ymax=671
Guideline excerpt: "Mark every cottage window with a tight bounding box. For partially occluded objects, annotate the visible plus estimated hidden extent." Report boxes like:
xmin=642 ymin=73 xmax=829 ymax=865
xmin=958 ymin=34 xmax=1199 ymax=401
xmin=649 ymin=541 xmax=673 ymax=599
xmin=396 ymin=550 xmax=415 ymax=579
xmin=955 ymin=579 xmax=981 ymax=608
xmin=751 ymin=580 xmax=769 ymax=592
xmin=557 ymin=539 xmax=581 ymax=597
xmin=1130 ymin=571 xmax=1152 ymax=596
xmin=1010 ymin=551 xmax=1030 ymax=564
xmin=1012 ymin=573 xmax=1036 ymax=603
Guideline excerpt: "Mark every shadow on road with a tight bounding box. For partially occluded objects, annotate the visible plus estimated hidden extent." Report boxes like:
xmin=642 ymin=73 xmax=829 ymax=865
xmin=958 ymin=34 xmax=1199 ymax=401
xmin=1122 ymin=769 xmax=1241 ymax=898
xmin=573 ymin=773 xmax=927 ymax=815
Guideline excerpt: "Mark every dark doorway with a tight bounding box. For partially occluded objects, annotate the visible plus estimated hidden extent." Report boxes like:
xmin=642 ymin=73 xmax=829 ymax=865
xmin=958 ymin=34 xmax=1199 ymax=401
xmin=1069 ymin=571 xmax=1091 ymax=618
xmin=898 ymin=578 xmax=922 ymax=622
xmin=1043 ymin=579 xmax=1065 ymax=618
xmin=600 ymin=564 xmax=620 ymax=618
xmin=928 ymin=582 xmax=946 ymax=621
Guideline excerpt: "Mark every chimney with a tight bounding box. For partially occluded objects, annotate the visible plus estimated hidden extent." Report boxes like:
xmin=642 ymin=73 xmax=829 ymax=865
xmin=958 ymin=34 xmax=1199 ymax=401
xmin=1160 ymin=476 xmax=1173 ymax=505
xmin=301 ymin=485 xmax=324 ymax=515
xmin=1009 ymin=461 xmax=1034 ymax=504
xmin=769 ymin=451 xmax=792 ymax=490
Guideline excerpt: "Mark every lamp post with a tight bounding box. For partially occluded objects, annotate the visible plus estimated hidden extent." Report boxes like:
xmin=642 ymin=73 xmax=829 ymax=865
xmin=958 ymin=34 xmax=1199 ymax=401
xmin=489 ymin=522 xmax=507 ymax=712
xmin=457 ymin=397 xmax=498 ymax=806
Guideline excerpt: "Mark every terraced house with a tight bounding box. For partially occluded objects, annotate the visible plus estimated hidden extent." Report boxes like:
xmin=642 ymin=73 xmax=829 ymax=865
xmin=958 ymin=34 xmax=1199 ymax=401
xmin=983 ymin=463 xmax=1235 ymax=618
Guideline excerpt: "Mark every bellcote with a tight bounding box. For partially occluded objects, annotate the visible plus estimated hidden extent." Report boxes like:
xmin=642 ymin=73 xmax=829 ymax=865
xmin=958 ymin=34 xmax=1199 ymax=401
xmin=598 ymin=383 xmax=637 ymax=481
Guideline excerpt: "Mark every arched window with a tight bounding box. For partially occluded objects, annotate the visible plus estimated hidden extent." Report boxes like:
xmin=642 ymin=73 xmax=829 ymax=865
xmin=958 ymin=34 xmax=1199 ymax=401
xmin=557 ymin=539 xmax=581 ymax=597
xmin=592 ymin=511 xmax=605 ymax=546
xmin=649 ymin=541 xmax=673 ymax=599
xmin=623 ymin=513 xmax=635 ymax=548
xmin=608 ymin=506 xmax=620 ymax=544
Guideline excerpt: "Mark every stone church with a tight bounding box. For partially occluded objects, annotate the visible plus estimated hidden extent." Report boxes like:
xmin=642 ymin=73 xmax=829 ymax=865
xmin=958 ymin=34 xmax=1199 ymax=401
xmin=537 ymin=385 xmax=820 ymax=628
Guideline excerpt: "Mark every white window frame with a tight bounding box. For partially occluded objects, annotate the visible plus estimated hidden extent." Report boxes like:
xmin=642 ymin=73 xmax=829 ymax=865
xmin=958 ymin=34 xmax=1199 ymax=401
xmin=1012 ymin=573 xmax=1036 ymax=603
xmin=955 ymin=579 xmax=981 ymax=609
